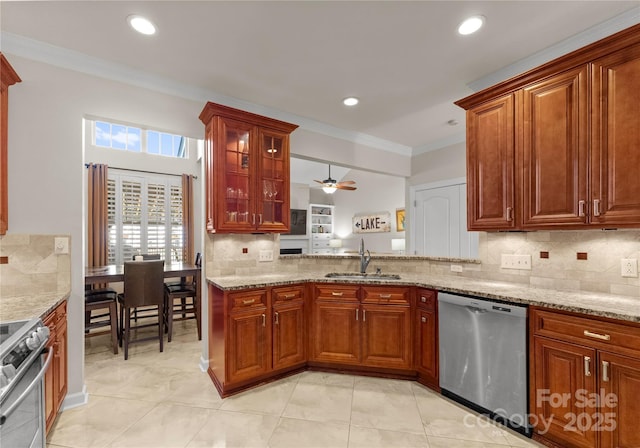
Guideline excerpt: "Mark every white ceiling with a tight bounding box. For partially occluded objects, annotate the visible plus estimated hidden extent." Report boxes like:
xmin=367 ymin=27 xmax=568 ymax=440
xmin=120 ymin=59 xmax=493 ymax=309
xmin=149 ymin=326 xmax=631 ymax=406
xmin=2 ymin=1 xmax=639 ymax=159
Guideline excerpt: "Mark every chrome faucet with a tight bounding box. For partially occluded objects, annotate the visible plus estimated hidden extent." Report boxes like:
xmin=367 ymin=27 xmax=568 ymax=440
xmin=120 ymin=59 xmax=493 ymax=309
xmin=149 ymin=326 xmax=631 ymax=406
xmin=359 ymin=238 xmax=372 ymax=274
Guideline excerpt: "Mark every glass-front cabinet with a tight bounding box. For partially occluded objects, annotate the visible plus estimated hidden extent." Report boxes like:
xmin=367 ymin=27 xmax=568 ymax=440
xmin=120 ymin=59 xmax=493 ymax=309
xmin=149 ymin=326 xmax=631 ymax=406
xmin=199 ymin=102 xmax=298 ymax=233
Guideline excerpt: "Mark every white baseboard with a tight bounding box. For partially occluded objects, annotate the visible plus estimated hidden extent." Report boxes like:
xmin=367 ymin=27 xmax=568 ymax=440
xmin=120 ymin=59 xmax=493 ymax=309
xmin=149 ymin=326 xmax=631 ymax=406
xmin=61 ymin=384 xmax=89 ymax=411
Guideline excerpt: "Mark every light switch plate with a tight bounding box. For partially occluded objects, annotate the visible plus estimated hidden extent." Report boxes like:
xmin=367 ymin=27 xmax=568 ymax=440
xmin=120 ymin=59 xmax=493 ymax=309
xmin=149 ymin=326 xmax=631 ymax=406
xmin=500 ymin=254 xmax=532 ymax=270
xmin=54 ymin=237 xmax=69 ymax=254
xmin=259 ymin=250 xmax=274 ymax=262
xmin=621 ymin=259 xmax=638 ymax=278
xmin=450 ymin=265 xmax=463 ymax=273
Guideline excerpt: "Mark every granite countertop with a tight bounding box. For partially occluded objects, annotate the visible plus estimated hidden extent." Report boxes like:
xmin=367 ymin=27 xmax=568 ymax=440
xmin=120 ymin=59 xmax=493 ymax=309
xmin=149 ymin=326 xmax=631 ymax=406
xmin=0 ymin=290 xmax=70 ymax=323
xmin=207 ymin=272 xmax=640 ymax=323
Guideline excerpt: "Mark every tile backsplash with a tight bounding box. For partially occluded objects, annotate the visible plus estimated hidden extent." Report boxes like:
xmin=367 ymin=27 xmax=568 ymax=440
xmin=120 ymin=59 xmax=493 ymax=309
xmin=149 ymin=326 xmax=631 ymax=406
xmin=0 ymin=234 xmax=71 ymax=297
xmin=206 ymin=230 xmax=640 ymax=298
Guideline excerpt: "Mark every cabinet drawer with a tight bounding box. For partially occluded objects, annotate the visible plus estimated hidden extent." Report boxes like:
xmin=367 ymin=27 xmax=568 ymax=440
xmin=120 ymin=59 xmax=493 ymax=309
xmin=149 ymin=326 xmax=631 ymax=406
xmin=531 ymin=307 xmax=640 ymax=356
xmin=314 ymin=284 xmax=359 ymax=302
xmin=312 ymin=233 xmax=332 ymax=240
xmin=416 ymin=289 xmax=437 ymax=311
xmin=272 ymin=285 xmax=304 ymax=303
xmin=229 ymin=289 xmax=267 ymax=310
xmin=312 ymin=241 xmax=331 ymax=248
xmin=362 ymin=286 xmax=410 ymax=305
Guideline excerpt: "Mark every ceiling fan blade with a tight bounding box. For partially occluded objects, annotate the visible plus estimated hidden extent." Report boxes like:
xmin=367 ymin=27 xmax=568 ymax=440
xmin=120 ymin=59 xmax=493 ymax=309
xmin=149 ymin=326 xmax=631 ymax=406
xmin=337 ymin=180 xmax=356 ymax=185
xmin=313 ymin=180 xmax=325 ymax=184
xmin=336 ymin=185 xmax=357 ymax=191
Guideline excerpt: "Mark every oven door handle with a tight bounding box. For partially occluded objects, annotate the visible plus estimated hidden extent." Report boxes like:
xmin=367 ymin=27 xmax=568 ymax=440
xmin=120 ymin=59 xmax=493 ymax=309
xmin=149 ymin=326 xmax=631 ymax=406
xmin=0 ymin=347 xmax=53 ymax=426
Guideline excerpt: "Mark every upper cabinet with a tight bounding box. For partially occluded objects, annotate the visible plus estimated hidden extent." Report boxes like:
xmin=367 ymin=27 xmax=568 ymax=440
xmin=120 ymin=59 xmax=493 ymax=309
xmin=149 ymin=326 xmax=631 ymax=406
xmin=456 ymin=24 xmax=640 ymax=231
xmin=0 ymin=53 xmax=22 ymax=235
xmin=199 ymin=102 xmax=298 ymax=233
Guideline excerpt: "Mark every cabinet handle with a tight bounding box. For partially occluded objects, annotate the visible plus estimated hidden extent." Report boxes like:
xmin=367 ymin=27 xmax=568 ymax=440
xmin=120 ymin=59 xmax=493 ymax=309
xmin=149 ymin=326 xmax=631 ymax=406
xmin=356 ymin=309 xmax=359 ymax=321
xmin=262 ymin=314 xmax=266 ymax=327
xmin=242 ymin=299 xmax=256 ymax=305
xmin=421 ymin=296 xmax=427 ymax=303
xmin=379 ymin=294 xmax=392 ymax=299
xmin=584 ymin=356 xmax=592 ymax=377
xmin=274 ymin=312 xmax=279 ymax=325
xmin=506 ymin=207 xmax=513 ymax=222
xmin=578 ymin=200 xmax=586 ymax=217
xmin=252 ymin=214 xmax=256 ymax=225
xmin=259 ymin=214 xmax=263 ymax=224
xmin=421 ymin=316 xmax=427 ymax=323
xmin=602 ymin=360 xmax=609 ymax=382
xmin=583 ymin=330 xmax=610 ymax=341
xmin=283 ymin=293 xmax=296 ymax=299
xmin=363 ymin=310 xmax=366 ymax=322
xmin=593 ymin=199 xmax=601 ymax=217
xmin=331 ymin=291 xmax=343 ymax=297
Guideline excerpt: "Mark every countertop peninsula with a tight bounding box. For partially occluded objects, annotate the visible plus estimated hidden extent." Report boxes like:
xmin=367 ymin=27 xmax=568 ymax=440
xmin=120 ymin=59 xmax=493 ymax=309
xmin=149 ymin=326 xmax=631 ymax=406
xmin=1 ymin=290 xmax=70 ymax=322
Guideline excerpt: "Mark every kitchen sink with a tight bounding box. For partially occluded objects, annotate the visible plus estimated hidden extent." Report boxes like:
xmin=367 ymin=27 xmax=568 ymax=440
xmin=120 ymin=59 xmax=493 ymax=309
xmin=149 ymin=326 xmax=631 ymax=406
xmin=324 ymin=272 xmax=401 ymax=280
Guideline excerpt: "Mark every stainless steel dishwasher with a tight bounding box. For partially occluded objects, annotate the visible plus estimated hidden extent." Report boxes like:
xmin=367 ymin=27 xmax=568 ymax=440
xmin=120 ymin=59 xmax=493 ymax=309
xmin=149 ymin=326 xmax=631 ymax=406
xmin=438 ymin=292 xmax=531 ymax=436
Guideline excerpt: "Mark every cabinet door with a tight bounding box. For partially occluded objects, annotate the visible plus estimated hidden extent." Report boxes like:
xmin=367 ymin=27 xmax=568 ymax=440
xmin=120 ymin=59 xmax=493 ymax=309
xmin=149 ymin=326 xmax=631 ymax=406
xmin=272 ymin=300 xmax=305 ymax=370
xmin=55 ymin=312 xmax=68 ymax=410
xmin=532 ymin=336 xmax=597 ymax=448
xmin=591 ymin=43 xmax=640 ymax=226
xmin=311 ymin=301 xmax=360 ymax=364
xmin=415 ymin=308 xmax=438 ymax=386
xmin=466 ymin=93 xmax=517 ymax=230
xmin=522 ymin=66 xmax=588 ymax=228
xmin=213 ymin=116 xmax=255 ymax=233
xmin=361 ymin=304 xmax=412 ymax=369
xmin=256 ymin=128 xmax=290 ymax=232
xmin=227 ymin=308 xmax=269 ymax=383
xmin=598 ymin=351 xmax=640 ymax=448
xmin=43 ymin=317 xmax=56 ymax=434
xmin=204 ymin=123 xmax=215 ymax=233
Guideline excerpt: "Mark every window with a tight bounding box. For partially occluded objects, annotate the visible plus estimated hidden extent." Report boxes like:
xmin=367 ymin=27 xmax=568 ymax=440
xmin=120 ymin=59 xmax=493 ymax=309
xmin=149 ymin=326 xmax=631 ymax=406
xmin=94 ymin=120 xmax=187 ymax=159
xmin=107 ymin=172 xmax=183 ymax=264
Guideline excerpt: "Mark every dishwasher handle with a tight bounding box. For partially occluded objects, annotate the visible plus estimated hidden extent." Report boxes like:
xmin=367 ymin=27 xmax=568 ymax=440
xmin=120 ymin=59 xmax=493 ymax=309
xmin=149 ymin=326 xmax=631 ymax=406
xmin=466 ymin=305 xmax=488 ymax=314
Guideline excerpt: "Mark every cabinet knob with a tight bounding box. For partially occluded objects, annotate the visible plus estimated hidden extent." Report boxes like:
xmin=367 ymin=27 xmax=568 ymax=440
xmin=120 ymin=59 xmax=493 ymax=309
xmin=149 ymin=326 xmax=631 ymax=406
xmin=421 ymin=296 xmax=427 ymax=303
xmin=421 ymin=316 xmax=427 ymax=323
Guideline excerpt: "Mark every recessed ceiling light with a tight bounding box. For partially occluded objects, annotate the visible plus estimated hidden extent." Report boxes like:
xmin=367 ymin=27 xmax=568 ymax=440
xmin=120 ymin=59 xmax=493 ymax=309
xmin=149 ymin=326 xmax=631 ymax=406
xmin=127 ymin=15 xmax=156 ymax=35
xmin=343 ymin=97 xmax=359 ymax=107
xmin=458 ymin=15 xmax=485 ymax=35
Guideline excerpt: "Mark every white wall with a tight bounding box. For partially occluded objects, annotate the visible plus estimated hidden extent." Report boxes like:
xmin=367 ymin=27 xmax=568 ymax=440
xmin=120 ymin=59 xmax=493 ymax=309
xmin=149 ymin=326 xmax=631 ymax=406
xmin=329 ymin=169 xmax=406 ymax=254
xmin=408 ymin=142 xmax=466 ymax=186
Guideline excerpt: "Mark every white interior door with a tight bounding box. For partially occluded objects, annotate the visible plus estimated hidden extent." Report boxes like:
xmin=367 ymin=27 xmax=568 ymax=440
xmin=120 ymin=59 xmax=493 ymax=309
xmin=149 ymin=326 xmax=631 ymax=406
xmin=414 ymin=183 xmax=478 ymax=258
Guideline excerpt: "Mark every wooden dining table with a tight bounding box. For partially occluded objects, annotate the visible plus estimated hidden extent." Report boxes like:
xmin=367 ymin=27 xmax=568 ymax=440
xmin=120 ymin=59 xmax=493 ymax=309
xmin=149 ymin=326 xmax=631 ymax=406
xmin=85 ymin=262 xmax=202 ymax=303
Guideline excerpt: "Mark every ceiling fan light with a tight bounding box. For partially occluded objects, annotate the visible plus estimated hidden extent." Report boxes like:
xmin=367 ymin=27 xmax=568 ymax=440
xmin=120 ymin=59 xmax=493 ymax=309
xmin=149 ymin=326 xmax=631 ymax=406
xmin=322 ymin=186 xmax=337 ymax=194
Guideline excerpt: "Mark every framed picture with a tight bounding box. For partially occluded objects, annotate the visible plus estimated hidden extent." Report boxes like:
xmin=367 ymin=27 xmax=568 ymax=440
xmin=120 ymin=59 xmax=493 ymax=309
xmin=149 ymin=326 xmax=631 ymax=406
xmin=285 ymin=209 xmax=307 ymax=235
xmin=396 ymin=208 xmax=405 ymax=232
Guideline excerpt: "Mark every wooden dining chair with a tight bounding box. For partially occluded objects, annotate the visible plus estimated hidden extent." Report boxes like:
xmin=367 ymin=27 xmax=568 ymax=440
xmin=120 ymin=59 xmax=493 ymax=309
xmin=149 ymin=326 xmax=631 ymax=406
xmin=84 ymin=286 xmax=119 ymax=354
xmin=117 ymin=260 xmax=165 ymax=360
xmin=164 ymin=252 xmax=201 ymax=341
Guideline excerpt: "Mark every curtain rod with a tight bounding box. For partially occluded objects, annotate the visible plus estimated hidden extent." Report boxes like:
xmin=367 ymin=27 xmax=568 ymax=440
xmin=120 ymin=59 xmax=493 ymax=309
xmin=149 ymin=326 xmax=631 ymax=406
xmin=85 ymin=163 xmax=197 ymax=179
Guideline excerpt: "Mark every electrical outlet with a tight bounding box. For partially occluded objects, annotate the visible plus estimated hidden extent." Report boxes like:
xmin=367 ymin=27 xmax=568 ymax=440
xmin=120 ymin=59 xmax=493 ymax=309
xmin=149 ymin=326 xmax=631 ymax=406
xmin=450 ymin=265 xmax=463 ymax=273
xmin=54 ymin=237 xmax=69 ymax=254
xmin=259 ymin=250 xmax=274 ymax=262
xmin=621 ymin=259 xmax=638 ymax=278
xmin=500 ymin=254 xmax=532 ymax=270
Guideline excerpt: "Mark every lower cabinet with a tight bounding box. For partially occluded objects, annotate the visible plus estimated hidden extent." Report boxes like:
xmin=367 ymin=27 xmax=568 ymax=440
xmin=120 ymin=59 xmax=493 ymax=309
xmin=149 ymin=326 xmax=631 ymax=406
xmin=209 ymin=284 xmax=306 ymax=396
xmin=415 ymin=288 xmax=438 ymax=389
xmin=310 ymin=284 xmax=413 ymax=371
xmin=43 ymin=301 xmax=67 ymax=435
xmin=530 ymin=307 xmax=640 ymax=448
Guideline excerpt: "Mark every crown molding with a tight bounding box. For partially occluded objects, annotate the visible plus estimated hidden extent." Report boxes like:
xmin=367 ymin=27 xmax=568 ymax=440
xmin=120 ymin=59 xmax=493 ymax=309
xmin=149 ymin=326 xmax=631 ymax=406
xmin=1 ymin=31 xmax=412 ymax=157
xmin=468 ymin=7 xmax=640 ymax=92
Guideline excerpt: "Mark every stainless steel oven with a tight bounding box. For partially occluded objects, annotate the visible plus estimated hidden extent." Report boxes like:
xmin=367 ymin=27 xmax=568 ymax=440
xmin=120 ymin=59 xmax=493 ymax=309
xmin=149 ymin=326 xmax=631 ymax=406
xmin=0 ymin=318 xmax=51 ymax=448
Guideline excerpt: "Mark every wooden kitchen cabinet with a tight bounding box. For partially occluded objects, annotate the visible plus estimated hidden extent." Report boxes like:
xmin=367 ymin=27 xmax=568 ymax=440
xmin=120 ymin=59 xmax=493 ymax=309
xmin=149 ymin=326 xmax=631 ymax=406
xmin=456 ymin=24 xmax=640 ymax=231
xmin=272 ymin=285 xmax=306 ymax=370
xmin=43 ymin=301 xmax=67 ymax=435
xmin=590 ymin=42 xmax=640 ymax=226
xmin=530 ymin=307 xmax=640 ymax=448
xmin=415 ymin=288 xmax=438 ymax=389
xmin=208 ymin=284 xmax=306 ymax=396
xmin=310 ymin=284 xmax=413 ymax=372
xmin=465 ymin=93 xmax=517 ymax=231
xmin=199 ymin=102 xmax=298 ymax=234
xmin=521 ymin=66 xmax=588 ymax=228
xmin=0 ymin=53 xmax=21 ymax=235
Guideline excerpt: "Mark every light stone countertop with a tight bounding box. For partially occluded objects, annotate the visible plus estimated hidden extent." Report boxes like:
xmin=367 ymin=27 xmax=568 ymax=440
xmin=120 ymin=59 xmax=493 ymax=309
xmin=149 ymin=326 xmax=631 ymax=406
xmin=207 ymin=272 xmax=640 ymax=323
xmin=0 ymin=290 xmax=70 ymax=323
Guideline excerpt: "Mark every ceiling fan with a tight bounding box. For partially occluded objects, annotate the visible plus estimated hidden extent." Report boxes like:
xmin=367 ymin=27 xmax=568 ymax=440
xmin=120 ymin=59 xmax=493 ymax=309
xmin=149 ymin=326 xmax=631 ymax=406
xmin=314 ymin=164 xmax=357 ymax=194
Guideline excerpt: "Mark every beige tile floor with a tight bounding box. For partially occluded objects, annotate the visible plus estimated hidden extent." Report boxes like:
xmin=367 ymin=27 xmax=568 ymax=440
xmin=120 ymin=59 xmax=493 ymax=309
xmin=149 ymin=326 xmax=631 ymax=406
xmin=47 ymin=320 xmax=543 ymax=448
